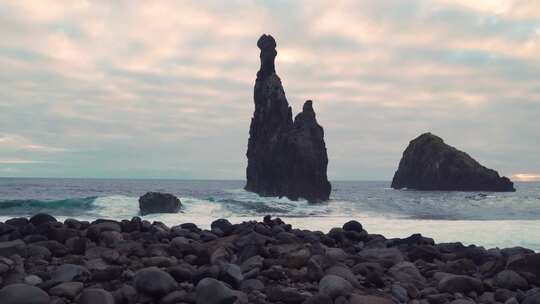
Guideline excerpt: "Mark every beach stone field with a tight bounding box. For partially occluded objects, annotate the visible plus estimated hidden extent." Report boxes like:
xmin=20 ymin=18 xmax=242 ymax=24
xmin=0 ymin=214 xmax=539 ymax=304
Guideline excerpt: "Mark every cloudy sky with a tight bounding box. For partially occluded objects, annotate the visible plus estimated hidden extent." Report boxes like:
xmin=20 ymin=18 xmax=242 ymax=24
xmin=0 ymin=0 xmax=539 ymax=181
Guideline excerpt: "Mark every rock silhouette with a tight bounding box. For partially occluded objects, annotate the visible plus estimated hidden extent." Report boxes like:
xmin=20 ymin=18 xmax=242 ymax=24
xmin=391 ymin=133 xmax=515 ymax=192
xmin=139 ymin=192 xmax=182 ymax=215
xmin=245 ymin=34 xmax=331 ymax=202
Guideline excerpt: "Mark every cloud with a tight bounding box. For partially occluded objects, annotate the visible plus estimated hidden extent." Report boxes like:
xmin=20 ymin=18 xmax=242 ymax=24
xmin=0 ymin=0 xmax=538 ymax=179
xmin=0 ymin=159 xmax=48 ymax=164
xmin=0 ymin=134 xmax=66 ymax=153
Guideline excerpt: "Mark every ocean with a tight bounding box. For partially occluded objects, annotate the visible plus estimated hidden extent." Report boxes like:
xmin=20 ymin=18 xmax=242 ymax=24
xmin=0 ymin=178 xmax=539 ymax=251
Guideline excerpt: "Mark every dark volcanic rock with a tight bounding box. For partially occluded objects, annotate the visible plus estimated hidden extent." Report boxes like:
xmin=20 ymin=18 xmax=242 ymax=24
xmin=134 ymin=267 xmax=177 ymax=297
xmin=0 ymin=215 xmax=539 ymax=304
xmin=138 ymin=192 xmax=181 ymax=215
xmin=78 ymin=288 xmax=115 ymax=304
xmin=195 ymin=278 xmax=237 ymax=304
xmin=391 ymin=133 xmax=515 ymax=191
xmin=0 ymin=283 xmax=50 ymax=304
xmin=245 ymin=34 xmax=331 ymax=203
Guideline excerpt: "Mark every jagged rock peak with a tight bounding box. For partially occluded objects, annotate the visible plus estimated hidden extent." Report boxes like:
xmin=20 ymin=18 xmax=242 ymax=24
xmin=246 ymin=35 xmax=331 ymax=202
xmin=391 ymin=132 xmax=515 ymax=192
xmin=257 ymin=34 xmax=277 ymax=80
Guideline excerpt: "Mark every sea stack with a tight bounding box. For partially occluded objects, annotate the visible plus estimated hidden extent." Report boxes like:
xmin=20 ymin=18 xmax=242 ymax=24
xmin=245 ymin=34 xmax=331 ymax=202
xmin=391 ymin=133 xmax=515 ymax=192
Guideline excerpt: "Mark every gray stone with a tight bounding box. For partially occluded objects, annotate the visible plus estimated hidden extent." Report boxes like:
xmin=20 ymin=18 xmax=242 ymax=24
xmin=495 ymin=270 xmax=528 ymax=291
xmin=358 ymin=248 xmax=404 ymax=267
xmin=220 ymin=263 xmax=243 ymax=288
xmin=78 ymin=288 xmax=115 ymax=304
xmin=349 ymin=294 xmax=394 ymax=304
xmin=392 ymin=284 xmax=409 ymax=303
xmin=51 ymin=264 xmax=90 ymax=282
xmin=389 ymin=262 xmax=426 ymax=286
xmin=319 ymin=275 xmax=353 ymax=299
xmin=49 ymin=282 xmax=84 ymax=299
xmin=325 ymin=265 xmax=359 ymax=287
xmin=523 ymin=290 xmax=540 ymax=304
xmin=240 ymin=278 xmax=264 ymax=291
xmin=0 ymin=284 xmax=49 ymax=304
xmin=134 ymin=267 xmax=177 ymax=297
xmin=23 ymin=275 xmax=43 ymax=286
xmin=438 ymin=274 xmax=484 ymax=294
xmin=138 ymin=192 xmax=181 ymax=215
xmin=304 ymin=295 xmax=333 ymax=304
xmin=196 ymin=278 xmax=237 ymax=304
xmin=0 ymin=240 xmax=25 ymax=257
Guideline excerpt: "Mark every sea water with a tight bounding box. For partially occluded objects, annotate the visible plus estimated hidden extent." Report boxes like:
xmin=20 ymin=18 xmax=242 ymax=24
xmin=0 ymin=178 xmax=539 ymax=250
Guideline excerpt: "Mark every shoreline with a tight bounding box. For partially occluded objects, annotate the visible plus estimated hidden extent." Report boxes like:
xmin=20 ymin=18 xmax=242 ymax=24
xmin=0 ymin=214 xmax=539 ymax=303
xmin=3 ymin=214 xmax=538 ymax=252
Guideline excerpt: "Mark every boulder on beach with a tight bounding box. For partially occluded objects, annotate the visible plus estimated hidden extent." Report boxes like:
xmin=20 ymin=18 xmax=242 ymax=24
xmin=138 ymin=192 xmax=181 ymax=215
xmin=0 ymin=284 xmax=50 ymax=304
xmin=391 ymin=133 xmax=515 ymax=192
xmin=245 ymin=34 xmax=331 ymax=202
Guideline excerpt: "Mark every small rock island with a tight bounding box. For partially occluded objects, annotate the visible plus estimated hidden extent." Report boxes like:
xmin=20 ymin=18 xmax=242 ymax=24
xmin=139 ymin=192 xmax=182 ymax=215
xmin=392 ymin=133 xmax=515 ymax=192
xmin=245 ymin=34 xmax=331 ymax=202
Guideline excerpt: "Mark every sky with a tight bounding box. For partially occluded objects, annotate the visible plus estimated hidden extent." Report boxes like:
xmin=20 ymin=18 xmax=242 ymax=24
xmin=0 ymin=0 xmax=539 ymax=181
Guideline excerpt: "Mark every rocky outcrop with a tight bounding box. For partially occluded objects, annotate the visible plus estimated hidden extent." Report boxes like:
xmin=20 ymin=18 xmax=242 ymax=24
xmin=138 ymin=192 xmax=181 ymax=215
xmin=392 ymin=133 xmax=515 ymax=192
xmin=245 ymin=34 xmax=331 ymax=202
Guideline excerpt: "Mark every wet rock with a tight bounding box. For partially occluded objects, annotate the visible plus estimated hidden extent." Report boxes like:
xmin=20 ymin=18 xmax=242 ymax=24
xmin=389 ymin=262 xmax=426 ymax=286
xmin=29 ymin=214 xmax=57 ymax=226
xmin=219 ymin=263 xmax=243 ymax=289
xmin=438 ymin=274 xmax=484 ymax=294
xmin=444 ymin=258 xmax=478 ymax=275
xmin=349 ymin=294 xmax=394 ymax=304
xmin=358 ymin=247 xmax=404 ymax=267
xmin=319 ymin=274 xmax=353 ymax=299
xmin=240 ymin=278 xmax=264 ymax=292
xmin=287 ymin=248 xmax=311 ymax=268
xmin=408 ymin=245 xmax=441 ymax=262
xmin=49 ymin=282 xmax=84 ymax=299
xmin=507 ymin=253 xmax=540 ymax=279
xmin=495 ymin=270 xmax=529 ymax=291
xmin=391 ymin=133 xmax=515 ymax=191
xmin=112 ymin=285 xmax=137 ymax=304
xmin=168 ymin=265 xmax=193 ymax=283
xmin=25 ymin=244 xmax=51 ymax=260
xmin=0 ymin=283 xmax=50 ymax=304
xmin=32 ymin=240 xmax=67 ymax=257
xmin=304 ymin=294 xmax=333 ymax=304
xmin=0 ymin=240 xmax=25 ymax=257
xmin=138 ymin=192 xmax=181 ymax=215
xmin=495 ymin=288 xmax=517 ymax=302
xmin=326 ymin=265 xmax=359 ymax=287
xmin=267 ymin=286 xmax=309 ymax=304
xmin=24 ymin=275 xmax=43 ymax=286
xmin=523 ymin=290 xmax=540 ymax=304
xmin=134 ymin=267 xmax=177 ymax=297
xmin=211 ymin=219 xmax=233 ymax=234
xmin=78 ymin=288 xmax=115 ymax=304
xmin=392 ymin=284 xmax=409 ymax=303
xmin=342 ymin=220 xmax=363 ymax=233
xmin=195 ymin=277 xmax=237 ymax=304
xmin=51 ymin=264 xmax=90 ymax=283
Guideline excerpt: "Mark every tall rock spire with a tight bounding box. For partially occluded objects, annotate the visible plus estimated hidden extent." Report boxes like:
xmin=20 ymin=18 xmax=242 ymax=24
xmin=245 ymin=34 xmax=331 ymax=202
